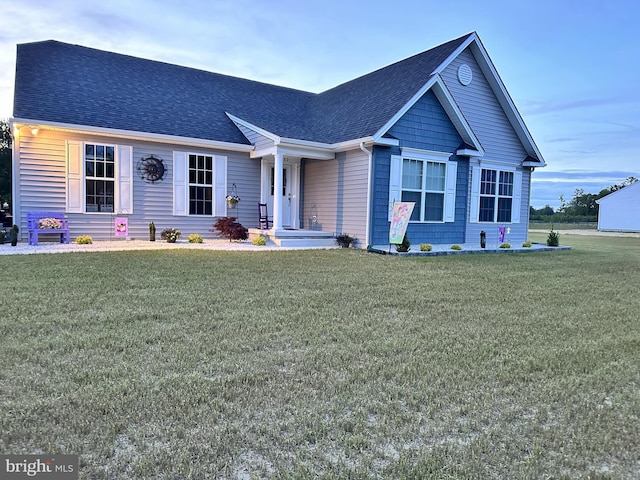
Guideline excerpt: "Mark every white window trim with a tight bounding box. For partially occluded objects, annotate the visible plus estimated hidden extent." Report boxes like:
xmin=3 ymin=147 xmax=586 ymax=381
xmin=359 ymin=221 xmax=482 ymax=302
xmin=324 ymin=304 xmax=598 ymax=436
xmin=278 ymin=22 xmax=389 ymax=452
xmin=388 ymin=148 xmax=456 ymax=223
xmin=66 ymin=141 xmax=133 ymax=215
xmin=470 ymin=163 xmax=522 ymax=224
xmin=173 ymin=151 xmax=227 ymax=217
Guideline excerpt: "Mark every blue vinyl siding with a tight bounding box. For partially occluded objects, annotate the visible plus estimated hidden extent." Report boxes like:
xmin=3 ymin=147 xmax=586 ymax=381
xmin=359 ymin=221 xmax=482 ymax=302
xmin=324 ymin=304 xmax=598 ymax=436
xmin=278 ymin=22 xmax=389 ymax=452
xmin=370 ymin=91 xmax=467 ymax=245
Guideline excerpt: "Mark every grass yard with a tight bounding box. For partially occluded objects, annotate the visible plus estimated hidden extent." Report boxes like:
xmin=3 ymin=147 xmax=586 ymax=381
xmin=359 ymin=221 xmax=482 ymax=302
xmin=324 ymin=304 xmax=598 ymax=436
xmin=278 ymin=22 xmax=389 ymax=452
xmin=1 ymin=234 xmax=639 ymax=479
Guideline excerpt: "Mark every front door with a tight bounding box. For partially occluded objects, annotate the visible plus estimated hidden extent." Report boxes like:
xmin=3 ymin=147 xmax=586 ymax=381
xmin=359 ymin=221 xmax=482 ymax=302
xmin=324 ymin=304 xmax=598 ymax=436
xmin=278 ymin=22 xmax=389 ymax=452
xmin=270 ymin=166 xmax=292 ymax=227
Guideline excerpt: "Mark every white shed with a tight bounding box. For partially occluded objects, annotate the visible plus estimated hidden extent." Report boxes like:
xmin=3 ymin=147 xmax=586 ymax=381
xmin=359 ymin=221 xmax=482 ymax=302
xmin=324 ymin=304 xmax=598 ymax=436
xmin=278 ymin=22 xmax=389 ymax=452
xmin=597 ymin=181 xmax=640 ymax=232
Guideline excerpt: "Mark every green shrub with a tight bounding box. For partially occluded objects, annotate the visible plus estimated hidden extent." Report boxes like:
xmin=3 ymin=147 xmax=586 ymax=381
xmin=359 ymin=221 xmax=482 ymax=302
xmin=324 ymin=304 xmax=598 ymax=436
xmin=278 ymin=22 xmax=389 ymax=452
xmin=499 ymin=242 xmax=511 ymax=249
xmin=75 ymin=235 xmax=93 ymax=244
xmin=451 ymin=244 xmax=462 ymax=250
xmin=547 ymin=229 xmax=560 ymax=247
xmin=188 ymin=233 xmax=203 ymax=244
xmin=252 ymin=235 xmax=267 ymax=246
xmin=395 ymin=234 xmax=410 ymax=253
xmin=419 ymin=243 xmax=432 ymax=252
xmin=522 ymin=241 xmax=532 ymax=248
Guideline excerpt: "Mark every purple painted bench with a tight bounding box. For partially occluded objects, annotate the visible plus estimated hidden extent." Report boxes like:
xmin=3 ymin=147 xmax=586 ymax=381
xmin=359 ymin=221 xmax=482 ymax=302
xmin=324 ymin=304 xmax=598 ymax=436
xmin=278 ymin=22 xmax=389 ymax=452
xmin=26 ymin=211 xmax=70 ymax=246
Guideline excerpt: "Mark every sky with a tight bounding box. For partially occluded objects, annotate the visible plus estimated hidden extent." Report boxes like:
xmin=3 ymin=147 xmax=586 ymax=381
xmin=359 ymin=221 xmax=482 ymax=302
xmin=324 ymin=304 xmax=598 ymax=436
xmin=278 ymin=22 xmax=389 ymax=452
xmin=1 ymin=0 xmax=638 ymax=209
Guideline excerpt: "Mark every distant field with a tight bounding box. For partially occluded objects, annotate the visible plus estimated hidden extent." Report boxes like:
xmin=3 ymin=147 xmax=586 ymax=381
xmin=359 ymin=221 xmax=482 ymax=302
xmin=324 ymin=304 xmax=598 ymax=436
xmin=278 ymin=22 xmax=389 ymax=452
xmin=2 ymin=235 xmax=639 ymax=478
xmin=529 ymin=222 xmax=597 ymax=230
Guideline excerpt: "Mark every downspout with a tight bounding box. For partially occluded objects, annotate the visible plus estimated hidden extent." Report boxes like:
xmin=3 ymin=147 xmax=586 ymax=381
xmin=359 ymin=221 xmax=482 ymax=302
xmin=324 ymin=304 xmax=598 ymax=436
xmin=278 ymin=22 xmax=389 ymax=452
xmin=360 ymin=142 xmax=373 ymax=247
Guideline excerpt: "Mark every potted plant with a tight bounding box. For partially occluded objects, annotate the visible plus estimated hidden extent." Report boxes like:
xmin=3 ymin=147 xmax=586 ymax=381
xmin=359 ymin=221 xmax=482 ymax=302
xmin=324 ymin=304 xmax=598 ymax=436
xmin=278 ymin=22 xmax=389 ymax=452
xmin=336 ymin=233 xmax=354 ymax=248
xmin=160 ymin=227 xmax=181 ymax=243
xmin=225 ymin=195 xmax=240 ymax=209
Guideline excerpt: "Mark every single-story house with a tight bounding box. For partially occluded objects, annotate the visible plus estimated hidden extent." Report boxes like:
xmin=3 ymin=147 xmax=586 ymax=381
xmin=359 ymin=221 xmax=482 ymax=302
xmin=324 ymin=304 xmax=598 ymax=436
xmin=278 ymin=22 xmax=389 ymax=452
xmin=597 ymin=181 xmax=640 ymax=232
xmin=10 ymin=32 xmax=546 ymax=247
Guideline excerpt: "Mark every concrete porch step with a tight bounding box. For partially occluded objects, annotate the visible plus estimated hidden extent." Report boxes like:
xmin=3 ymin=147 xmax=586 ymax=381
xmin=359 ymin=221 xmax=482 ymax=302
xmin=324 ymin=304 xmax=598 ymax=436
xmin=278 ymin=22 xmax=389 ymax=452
xmin=248 ymin=228 xmax=336 ymax=248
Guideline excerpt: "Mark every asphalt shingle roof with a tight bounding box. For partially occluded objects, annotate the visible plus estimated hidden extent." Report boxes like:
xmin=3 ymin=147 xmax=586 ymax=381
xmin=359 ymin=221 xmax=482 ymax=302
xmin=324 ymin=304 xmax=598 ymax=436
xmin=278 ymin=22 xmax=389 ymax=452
xmin=13 ymin=34 xmax=472 ymax=145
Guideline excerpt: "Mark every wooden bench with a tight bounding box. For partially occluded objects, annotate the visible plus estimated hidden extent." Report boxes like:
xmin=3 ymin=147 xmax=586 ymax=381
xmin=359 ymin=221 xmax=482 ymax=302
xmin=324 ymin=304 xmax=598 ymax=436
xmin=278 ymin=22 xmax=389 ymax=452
xmin=26 ymin=211 xmax=70 ymax=246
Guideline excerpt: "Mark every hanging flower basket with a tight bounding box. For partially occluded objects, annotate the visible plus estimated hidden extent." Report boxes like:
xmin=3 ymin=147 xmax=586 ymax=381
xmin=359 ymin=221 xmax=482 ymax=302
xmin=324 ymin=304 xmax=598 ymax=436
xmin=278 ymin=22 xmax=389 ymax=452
xmin=226 ymin=195 xmax=240 ymax=209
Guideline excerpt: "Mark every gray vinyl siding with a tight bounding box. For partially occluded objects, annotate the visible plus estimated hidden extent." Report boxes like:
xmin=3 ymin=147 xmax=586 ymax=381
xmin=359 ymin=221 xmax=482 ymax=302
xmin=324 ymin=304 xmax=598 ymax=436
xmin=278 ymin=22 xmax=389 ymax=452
xmin=303 ymin=148 xmax=369 ymax=247
xmin=14 ymin=129 xmax=260 ymax=241
xmin=441 ymin=48 xmax=531 ymax=243
xmin=441 ymin=48 xmax=529 ymax=163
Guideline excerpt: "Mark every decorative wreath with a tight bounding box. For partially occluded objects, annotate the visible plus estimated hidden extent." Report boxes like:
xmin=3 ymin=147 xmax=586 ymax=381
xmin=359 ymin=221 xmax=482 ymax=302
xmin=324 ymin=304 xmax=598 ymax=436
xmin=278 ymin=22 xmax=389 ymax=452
xmin=137 ymin=155 xmax=166 ymax=183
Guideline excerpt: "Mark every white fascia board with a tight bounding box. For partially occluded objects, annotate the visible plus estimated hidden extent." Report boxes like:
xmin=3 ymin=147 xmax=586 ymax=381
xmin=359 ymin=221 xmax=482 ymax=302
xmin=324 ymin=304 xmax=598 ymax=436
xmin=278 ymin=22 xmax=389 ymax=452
xmin=457 ymin=148 xmax=484 ymax=157
xmin=277 ymin=142 xmax=335 ymax=160
xmin=371 ymin=76 xmax=483 ymax=154
xmin=251 ymin=145 xmax=278 ymax=159
xmin=522 ymin=160 xmax=544 ymax=167
xmin=225 ymin=112 xmax=281 ymax=143
xmin=331 ymin=136 xmax=399 ymax=151
xmin=11 ymin=118 xmax=255 ymax=153
xmin=401 ymin=147 xmax=451 ymax=160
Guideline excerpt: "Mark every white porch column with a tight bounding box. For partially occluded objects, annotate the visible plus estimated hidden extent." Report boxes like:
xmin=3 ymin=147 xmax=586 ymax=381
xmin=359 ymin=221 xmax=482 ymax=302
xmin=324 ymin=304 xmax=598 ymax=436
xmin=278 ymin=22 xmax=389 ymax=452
xmin=273 ymin=152 xmax=284 ymax=230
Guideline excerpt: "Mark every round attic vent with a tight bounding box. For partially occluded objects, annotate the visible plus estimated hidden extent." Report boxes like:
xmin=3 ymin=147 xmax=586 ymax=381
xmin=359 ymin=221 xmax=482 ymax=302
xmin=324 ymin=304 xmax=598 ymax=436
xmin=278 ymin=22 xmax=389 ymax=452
xmin=457 ymin=64 xmax=473 ymax=86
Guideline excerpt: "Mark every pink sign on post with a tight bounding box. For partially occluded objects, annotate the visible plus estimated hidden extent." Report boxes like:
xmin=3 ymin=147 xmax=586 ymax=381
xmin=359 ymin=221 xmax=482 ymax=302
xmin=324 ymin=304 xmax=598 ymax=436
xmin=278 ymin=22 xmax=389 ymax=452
xmin=115 ymin=217 xmax=128 ymax=237
xmin=389 ymin=201 xmax=415 ymax=244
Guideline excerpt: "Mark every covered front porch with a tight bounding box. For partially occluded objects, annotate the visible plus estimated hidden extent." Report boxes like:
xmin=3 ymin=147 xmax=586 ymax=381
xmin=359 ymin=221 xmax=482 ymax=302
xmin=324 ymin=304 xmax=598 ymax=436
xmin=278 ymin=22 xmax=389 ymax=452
xmin=242 ymin=120 xmax=341 ymax=246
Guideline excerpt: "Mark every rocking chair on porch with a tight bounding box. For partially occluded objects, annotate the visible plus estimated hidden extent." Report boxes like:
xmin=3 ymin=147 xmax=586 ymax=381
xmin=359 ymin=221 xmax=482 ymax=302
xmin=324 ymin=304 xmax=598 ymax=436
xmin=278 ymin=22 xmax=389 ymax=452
xmin=258 ymin=203 xmax=271 ymax=229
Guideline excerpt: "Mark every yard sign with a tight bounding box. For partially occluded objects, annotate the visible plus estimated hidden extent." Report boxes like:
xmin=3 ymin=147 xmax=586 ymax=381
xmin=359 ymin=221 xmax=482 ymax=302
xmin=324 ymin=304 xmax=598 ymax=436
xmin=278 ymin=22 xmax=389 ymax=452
xmin=114 ymin=217 xmax=128 ymax=237
xmin=389 ymin=201 xmax=415 ymax=244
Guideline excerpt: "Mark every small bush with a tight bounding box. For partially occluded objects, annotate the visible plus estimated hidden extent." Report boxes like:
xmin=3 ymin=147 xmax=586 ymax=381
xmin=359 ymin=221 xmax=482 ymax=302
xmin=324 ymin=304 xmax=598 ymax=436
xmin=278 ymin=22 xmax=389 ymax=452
xmin=336 ymin=233 xmax=354 ymax=248
xmin=161 ymin=228 xmax=181 ymax=243
xmin=76 ymin=235 xmax=93 ymax=244
xmin=522 ymin=241 xmax=532 ymax=248
xmin=419 ymin=243 xmax=432 ymax=252
xmin=499 ymin=242 xmax=511 ymax=249
xmin=451 ymin=244 xmax=462 ymax=251
xmin=395 ymin=234 xmax=410 ymax=253
xmin=547 ymin=229 xmax=560 ymax=247
xmin=188 ymin=233 xmax=203 ymax=243
xmin=252 ymin=236 xmax=267 ymax=246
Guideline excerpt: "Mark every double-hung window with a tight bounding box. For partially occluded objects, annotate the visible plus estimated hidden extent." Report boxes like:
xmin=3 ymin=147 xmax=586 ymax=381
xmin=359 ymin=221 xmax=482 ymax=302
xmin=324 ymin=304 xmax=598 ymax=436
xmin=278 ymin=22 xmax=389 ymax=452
xmin=188 ymin=154 xmax=213 ymax=215
xmin=388 ymin=149 xmax=457 ymax=223
xmin=173 ymin=151 xmax=227 ymax=217
xmin=66 ymin=141 xmax=133 ymax=215
xmin=85 ymin=144 xmax=115 ymax=213
xmin=401 ymin=158 xmax=446 ymax=222
xmin=476 ymin=167 xmax=517 ymax=223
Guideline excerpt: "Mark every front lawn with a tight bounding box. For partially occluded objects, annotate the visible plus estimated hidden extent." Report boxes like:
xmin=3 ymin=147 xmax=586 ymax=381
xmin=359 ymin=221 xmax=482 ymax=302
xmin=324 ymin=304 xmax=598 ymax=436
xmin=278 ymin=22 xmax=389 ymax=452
xmin=1 ymin=234 xmax=639 ymax=478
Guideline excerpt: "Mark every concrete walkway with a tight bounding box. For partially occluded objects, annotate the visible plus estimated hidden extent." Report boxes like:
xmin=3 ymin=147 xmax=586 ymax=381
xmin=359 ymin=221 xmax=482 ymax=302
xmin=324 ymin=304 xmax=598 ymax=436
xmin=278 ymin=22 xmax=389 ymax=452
xmin=0 ymin=238 xmax=335 ymax=255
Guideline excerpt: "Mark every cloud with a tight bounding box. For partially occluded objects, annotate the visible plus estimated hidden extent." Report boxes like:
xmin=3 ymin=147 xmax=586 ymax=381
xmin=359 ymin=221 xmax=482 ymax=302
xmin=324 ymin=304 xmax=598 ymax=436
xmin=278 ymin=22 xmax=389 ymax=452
xmin=520 ymin=95 xmax=628 ymax=116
